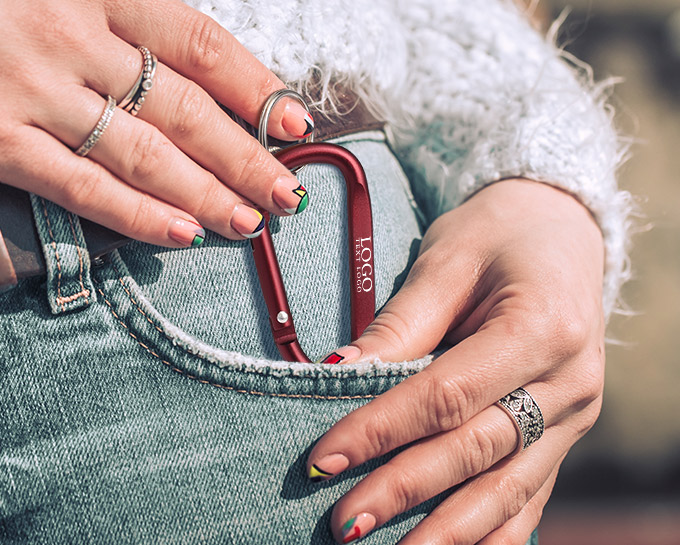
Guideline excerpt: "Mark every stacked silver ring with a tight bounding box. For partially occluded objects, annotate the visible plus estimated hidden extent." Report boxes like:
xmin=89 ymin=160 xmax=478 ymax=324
xmin=75 ymin=95 xmax=117 ymax=157
xmin=496 ymin=387 xmax=545 ymax=454
xmin=120 ymin=46 xmax=157 ymax=116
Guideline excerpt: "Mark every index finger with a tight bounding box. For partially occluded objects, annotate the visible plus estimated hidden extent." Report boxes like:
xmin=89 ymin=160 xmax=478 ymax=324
xmin=307 ymin=323 xmax=546 ymax=481
xmin=107 ymin=0 xmax=313 ymax=141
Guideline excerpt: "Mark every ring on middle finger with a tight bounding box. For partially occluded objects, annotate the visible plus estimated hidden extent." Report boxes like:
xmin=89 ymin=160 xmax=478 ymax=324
xmin=119 ymin=46 xmax=157 ymax=117
xmin=496 ymin=387 xmax=545 ymax=455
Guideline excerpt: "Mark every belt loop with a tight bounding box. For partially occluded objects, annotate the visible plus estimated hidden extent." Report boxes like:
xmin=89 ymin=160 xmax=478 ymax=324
xmin=29 ymin=195 xmax=96 ymax=314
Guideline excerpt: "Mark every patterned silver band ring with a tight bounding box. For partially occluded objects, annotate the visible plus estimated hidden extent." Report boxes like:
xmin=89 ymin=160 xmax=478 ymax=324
xmin=496 ymin=387 xmax=545 ymax=455
xmin=75 ymin=95 xmax=117 ymax=157
xmin=122 ymin=46 xmax=157 ymax=117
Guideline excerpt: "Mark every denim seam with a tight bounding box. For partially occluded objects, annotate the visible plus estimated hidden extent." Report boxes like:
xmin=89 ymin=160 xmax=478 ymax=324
xmin=39 ymin=197 xmax=64 ymax=311
xmin=104 ymin=258 xmax=420 ymax=379
xmin=65 ymin=213 xmax=90 ymax=306
xmin=39 ymin=197 xmax=91 ymax=310
xmin=95 ymin=285 xmax=379 ymax=400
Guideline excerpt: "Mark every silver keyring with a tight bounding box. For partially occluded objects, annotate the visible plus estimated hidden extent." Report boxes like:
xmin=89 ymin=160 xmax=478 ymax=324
xmin=258 ymin=89 xmax=315 ymax=152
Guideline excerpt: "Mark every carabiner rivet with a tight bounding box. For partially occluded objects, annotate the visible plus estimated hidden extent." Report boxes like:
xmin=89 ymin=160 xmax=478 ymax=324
xmin=276 ymin=311 xmax=289 ymax=324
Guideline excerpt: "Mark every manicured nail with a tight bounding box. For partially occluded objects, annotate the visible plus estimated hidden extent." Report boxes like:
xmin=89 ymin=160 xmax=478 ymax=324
xmin=308 ymin=453 xmax=350 ymax=482
xmin=273 ymin=176 xmax=309 ymax=215
xmin=318 ymin=346 xmax=362 ymax=364
xmin=340 ymin=513 xmax=376 ymax=544
xmin=168 ymin=218 xmax=205 ymax=247
xmin=282 ymin=101 xmax=314 ymax=139
xmin=231 ymin=205 xmax=265 ymax=239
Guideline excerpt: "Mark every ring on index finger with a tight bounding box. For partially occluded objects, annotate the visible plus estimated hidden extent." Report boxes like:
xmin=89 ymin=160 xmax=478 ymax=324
xmin=496 ymin=387 xmax=545 ymax=455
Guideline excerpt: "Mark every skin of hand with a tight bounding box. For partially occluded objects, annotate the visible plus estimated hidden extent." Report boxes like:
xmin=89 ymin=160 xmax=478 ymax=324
xmin=309 ymin=179 xmax=606 ymax=545
xmin=0 ymin=0 xmax=314 ymax=246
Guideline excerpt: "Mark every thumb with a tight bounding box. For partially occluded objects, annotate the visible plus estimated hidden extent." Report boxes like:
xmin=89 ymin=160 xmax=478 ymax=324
xmin=318 ymin=255 xmax=477 ymax=364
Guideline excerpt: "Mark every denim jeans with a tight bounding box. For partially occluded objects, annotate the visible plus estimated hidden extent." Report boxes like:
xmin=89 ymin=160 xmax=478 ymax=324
xmin=0 ymin=131 xmax=537 ymax=545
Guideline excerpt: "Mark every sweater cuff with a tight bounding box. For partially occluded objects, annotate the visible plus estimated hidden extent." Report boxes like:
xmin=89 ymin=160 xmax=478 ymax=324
xmin=390 ymin=1 xmax=633 ymax=320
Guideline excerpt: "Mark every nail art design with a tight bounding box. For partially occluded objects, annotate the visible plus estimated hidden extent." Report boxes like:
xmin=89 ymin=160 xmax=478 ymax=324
xmin=318 ymin=346 xmax=362 ymax=365
xmin=242 ymin=210 xmax=265 ymax=239
xmin=282 ymin=102 xmax=315 ymax=139
xmin=319 ymin=352 xmax=344 ymax=364
xmin=169 ymin=218 xmax=206 ymax=248
xmin=232 ymin=205 xmax=266 ymax=239
xmin=341 ymin=513 xmax=376 ymax=544
xmin=191 ymin=233 xmax=205 ymax=247
xmin=289 ymin=184 xmax=309 ymax=215
xmin=342 ymin=517 xmax=361 ymax=544
xmin=307 ymin=454 xmax=349 ymax=482
xmin=308 ymin=464 xmax=334 ymax=482
xmin=273 ymin=176 xmax=310 ymax=215
xmin=301 ymin=111 xmax=314 ymax=138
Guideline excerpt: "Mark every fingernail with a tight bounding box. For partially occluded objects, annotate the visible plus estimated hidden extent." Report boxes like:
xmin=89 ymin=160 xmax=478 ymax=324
xmin=168 ymin=218 xmax=205 ymax=247
xmin=340 ymin=513 xmax=376 ymax=544
xmin=273 ymin=176 xmax=309 ymax=215
xmin=317 ymin=346 xmax=362 ymax=364
xmin=231 ymin=205 xmax=265 ymax=239
xmin=282 ymin=101 xmax=314 ymax=139
xmin=308 ymin=453 xmax=350 ymax=482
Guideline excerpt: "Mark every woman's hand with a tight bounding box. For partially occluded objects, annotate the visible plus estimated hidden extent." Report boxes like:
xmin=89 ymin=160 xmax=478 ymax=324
xmin=0 ymin=0 xmax=312 ymax=247
xmin=309 ymin=179 xmax=606 ymax=544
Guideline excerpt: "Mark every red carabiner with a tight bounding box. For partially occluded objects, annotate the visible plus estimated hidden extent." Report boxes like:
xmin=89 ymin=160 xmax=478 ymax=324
xmin=250 ymin=142 xmax=375 ymax=362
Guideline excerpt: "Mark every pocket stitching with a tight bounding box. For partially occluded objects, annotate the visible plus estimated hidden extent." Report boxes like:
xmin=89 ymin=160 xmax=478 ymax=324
xmin=96 ymin=284 xmax=380 ymax=400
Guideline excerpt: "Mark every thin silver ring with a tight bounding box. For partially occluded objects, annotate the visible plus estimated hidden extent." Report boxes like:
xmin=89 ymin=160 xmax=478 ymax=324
xmin=75 ymin=95 xmax=116 ymax=157
xmin=122 ymin=46 xmax=157 ymax=117
xmin=496 ymin=387 xmax=545 ymax=455
xmin=258 ymin=89 xmax=314 ymax=152
xmin=118 ymin=47 xmax=145 ymax=111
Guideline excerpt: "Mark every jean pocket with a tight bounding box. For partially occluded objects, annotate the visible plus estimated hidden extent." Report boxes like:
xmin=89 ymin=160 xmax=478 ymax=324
xmin=94 ymin=133 xmax=430 ymax=399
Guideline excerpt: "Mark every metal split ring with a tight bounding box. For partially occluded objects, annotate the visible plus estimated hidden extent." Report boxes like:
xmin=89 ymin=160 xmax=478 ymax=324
xmin=120 ymin=46 xmax=157 ymax=117
xmin=75 ymin=95 xmax=116 ymax=157
xmin=258 ymin=89 xmax=315 ymax=152
xmin=496 ymin=387 xmax=545 ymax=455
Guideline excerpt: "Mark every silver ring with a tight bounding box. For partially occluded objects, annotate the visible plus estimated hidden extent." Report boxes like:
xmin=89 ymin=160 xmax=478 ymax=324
xmin=121 ymin=46 xmax=157 ymax=117
xmin=496 ymin=387 xmax=545 ymax=455
xmin=258 ymin=89 xmax=314 ymax=152
xmin=75 ymin=95 xmax=116 ymax=157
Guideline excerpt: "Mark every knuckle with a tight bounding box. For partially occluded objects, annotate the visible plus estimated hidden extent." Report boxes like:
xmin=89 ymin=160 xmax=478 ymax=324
xmin=550 ymin=311 xmax=591 ymax=360
xmin=184 ymin=14 xmax=226 ymax=74
xmin=55 ymin=162 xmax=103 ymax=211
xmin=193 ymin=176 xmax=225 ymax=220
xmin=167 ymin=82 xmax=209 ymax=138
xmin=384 ymin=470 xmax=420 ymax=514
xmin=361 ymin=411 xmax=393 ymax=459
xmin=127 ymin=129 xmax=170 ymax=183
xmin=496 ymin=473 xmax=531 ymax=520
xmin=230 ymin=138 xmax=269 ymax=188
xmin=423 ymin=372 xmax=469 ymax=432
xmin=460 ymin=426 xmax=498 ymax=478
xmin=362 ymin=310 xmax=412 ymax=354
xmin=122 ymin=193 xmax=154 ymax=236
xmin=579 ymin=364 xmax=605 ymax=406
xmin=574 ymin=397 xmax=603 ymax=438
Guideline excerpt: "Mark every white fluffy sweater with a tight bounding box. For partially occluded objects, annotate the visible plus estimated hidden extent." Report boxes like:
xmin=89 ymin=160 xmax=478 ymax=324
xmin=186 ymin=0 xmax=633 ymax=319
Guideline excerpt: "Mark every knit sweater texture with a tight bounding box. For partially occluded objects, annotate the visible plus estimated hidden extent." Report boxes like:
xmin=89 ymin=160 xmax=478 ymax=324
xmin=186 ymin=0 xmax=633 ymax=319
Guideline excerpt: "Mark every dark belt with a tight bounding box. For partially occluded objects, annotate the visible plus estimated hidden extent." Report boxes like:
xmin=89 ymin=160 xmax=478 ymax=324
xmin=0 ymin=92 xmax=383 ymax=290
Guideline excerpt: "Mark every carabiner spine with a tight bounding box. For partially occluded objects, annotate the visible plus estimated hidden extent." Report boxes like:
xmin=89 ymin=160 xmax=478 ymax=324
xmin=251 ymin=143 xmax=375 ymax=362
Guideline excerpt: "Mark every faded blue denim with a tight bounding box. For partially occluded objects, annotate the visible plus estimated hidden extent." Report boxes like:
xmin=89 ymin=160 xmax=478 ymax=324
xmin=0 ymin=131 xmax=537 ymax=544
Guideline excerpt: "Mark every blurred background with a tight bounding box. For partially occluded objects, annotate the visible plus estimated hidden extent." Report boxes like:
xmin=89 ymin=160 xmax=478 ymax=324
xmin=529 ymin=1 xmax=680 ymax=544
